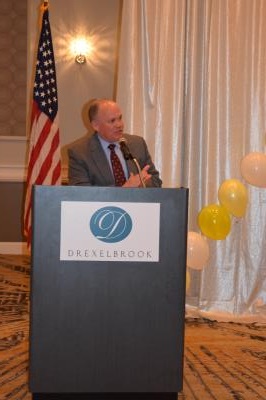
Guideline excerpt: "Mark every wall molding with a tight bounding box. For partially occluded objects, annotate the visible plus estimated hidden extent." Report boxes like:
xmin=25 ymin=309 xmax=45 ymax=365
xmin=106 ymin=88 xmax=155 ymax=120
xmin=0 ymin=136 xmax=28 ymax=142
xmin=0 ymin=136 xmax=28 ymax=182
xmin=0 ymin=163 xmax=68 ymax=183
xmin=0 ymin=242 xmax=30 ymax=256
xmin=0 ymin=164 xmax=27 ymax=182
xmin=0 ymin=135 xmax=68 ymax=183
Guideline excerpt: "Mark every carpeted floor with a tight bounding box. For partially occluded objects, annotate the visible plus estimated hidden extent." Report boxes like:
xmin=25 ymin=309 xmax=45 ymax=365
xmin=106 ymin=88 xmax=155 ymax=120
xmin=0 ymin=254 xmax=265 ymax=399
xmin=182 ymin=319 xmax=266 ymax=399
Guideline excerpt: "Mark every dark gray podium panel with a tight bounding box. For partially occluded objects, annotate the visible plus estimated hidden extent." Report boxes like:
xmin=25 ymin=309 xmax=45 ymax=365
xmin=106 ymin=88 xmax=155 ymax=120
xmin=29 ymin=186 xmax=188 ymax=395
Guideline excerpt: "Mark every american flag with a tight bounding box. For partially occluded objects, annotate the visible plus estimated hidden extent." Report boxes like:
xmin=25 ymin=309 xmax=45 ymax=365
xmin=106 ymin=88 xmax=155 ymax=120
xmin=24 ymin=5 xmax=61 ymax=247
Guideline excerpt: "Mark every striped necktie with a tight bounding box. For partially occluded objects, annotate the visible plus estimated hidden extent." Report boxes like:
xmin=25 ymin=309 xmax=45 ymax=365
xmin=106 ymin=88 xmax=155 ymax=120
xmin=108 ymin=144 xmax=126 ymax=186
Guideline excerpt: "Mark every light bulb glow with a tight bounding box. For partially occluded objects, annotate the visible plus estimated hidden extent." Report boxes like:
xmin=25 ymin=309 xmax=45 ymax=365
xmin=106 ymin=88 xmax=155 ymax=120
xmin=69 ymin=37 xmax=94 ymax=63
xmin=55 ymin=25 xmax=115 ymax=68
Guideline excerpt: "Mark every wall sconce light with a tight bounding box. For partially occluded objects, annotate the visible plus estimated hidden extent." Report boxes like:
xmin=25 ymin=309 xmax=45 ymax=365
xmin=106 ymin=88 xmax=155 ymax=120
xmin=70 ymin=36 xmax=93 ymax=64
xmin=75 ymin=53 xmax=86 ymax=64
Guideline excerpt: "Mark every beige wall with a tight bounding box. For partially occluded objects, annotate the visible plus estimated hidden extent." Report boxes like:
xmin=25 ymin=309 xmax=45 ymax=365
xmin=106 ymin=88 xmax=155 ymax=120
xmin=0 ymin=0 xmax=122 ymax=246
xmin=0 ymin=182 xmax=25 ymax=242
xmin=0 ymin=1 xmax=27 ymax=137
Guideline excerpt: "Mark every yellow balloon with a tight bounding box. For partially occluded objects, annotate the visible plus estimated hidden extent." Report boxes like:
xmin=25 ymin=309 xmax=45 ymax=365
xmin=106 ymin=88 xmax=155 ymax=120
xmin=198 ymin=204 xmax=231 ymax=240
xmin=218 ymin=179 xmax=248 ymax=217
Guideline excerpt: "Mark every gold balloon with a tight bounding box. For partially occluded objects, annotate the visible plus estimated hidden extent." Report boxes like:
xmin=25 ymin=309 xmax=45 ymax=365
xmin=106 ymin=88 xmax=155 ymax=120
xmin=198 ymin=204 xmax=231 ymax=240
xmin=218 ymin=179 xmax=248 ymax=217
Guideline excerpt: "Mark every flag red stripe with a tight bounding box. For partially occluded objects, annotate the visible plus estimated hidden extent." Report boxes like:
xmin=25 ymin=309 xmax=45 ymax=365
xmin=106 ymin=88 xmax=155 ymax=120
xmin=24 ymin=159 xmax=61 ymax=241
xmin=35 ymin=129 xmax=60 ymax=184
xmin=26 ymin=110 xmax=53 ymax=185
xmin=24 ymin=125 xmax=60 ymax=237
xmin=24 ymin=194 xmax=32 ymax=239
xmin=52 ymin=160 xmax=61 ymax=185
xmin=30 ymin=101 xmax=41 ymax=127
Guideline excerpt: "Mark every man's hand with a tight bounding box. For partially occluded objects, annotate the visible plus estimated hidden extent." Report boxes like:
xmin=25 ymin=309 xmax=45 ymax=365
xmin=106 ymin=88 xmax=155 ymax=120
xmin=123 ymin=165 xmax=151 ymax=187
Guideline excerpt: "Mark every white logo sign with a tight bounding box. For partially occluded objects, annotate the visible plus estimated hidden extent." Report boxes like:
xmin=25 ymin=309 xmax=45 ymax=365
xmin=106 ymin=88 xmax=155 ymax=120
xmin=60 ymin=201 xmax=160 ymax=262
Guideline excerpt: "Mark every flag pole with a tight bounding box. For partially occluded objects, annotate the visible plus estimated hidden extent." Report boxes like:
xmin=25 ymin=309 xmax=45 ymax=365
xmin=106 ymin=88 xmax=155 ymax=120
xmin=24 ymin=0 xmax=61 ymax=248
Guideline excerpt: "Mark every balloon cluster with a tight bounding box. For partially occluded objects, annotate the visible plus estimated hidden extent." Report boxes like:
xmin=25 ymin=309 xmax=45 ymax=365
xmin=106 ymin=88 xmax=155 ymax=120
xmin=186 ymin=151 xmax=266 ymax=291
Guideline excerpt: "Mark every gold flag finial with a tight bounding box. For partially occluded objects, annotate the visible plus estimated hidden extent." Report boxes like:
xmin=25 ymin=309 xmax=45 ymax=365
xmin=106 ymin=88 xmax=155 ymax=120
xmin=39 ymin=0 xmax=49 ymax=26
xmin=41 ymin=0 xmax=49 ymax=12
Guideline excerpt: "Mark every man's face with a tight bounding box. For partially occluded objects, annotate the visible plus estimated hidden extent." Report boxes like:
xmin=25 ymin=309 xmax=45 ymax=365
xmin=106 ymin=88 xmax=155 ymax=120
xmin=91 ymin=101 xmax=124 ymax=142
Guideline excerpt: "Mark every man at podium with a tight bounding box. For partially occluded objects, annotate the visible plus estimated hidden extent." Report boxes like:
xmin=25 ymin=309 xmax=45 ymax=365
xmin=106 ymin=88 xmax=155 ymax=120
xmin=31 ymin=100 xmax=185 ymax=400
xmin=68 ymin=98 xmax=162 ymax=188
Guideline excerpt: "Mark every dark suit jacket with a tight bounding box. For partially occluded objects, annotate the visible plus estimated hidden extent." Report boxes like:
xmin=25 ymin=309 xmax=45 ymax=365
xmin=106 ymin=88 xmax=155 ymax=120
xmin=68 ymin=132 xmax=162 ymax=187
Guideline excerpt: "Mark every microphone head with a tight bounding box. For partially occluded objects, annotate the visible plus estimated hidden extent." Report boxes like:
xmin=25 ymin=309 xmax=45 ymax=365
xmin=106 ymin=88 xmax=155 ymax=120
xmin=119 ymin=137 xmax=127 ymax=145
xmin=119 ymin=137 xmax=132 ymax=160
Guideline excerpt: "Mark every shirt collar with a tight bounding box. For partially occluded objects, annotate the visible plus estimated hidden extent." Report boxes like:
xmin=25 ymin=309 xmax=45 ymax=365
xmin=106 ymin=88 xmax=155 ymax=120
xmin=97 ymin=133 xmax=118 ymax=150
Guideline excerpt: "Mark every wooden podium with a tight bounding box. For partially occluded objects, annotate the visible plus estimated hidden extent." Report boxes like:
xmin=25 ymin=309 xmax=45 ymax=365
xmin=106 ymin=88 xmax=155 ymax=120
xmin=29 ymin=186 xmax=188 ymax=399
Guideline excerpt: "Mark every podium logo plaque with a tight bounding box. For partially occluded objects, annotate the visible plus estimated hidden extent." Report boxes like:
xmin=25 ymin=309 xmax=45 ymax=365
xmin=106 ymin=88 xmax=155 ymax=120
xmin=60 ymin=201 xmax=160 ymax=262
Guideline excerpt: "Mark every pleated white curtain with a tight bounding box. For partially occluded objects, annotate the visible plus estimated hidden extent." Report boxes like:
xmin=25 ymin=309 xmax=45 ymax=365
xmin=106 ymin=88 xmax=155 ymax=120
xmin=116 ymin=0 xmax=266 ymax=323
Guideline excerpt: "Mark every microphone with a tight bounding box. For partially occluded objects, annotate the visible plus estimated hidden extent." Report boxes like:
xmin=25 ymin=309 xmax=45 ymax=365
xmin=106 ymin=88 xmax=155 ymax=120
xmin=119 ymin=137 xmax=146 ymax=188
xmin=119 ymin=137 xmax=133 ymax=160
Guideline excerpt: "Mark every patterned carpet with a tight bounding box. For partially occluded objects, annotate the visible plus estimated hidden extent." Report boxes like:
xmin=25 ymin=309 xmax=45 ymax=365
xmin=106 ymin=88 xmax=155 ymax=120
xmin=0 ymin=254 xmax=30 ymax=400
xmin=0 ymin=254 xmax=265 ymax=400
xmin=182 ymin=319 xmax=266 ymax=399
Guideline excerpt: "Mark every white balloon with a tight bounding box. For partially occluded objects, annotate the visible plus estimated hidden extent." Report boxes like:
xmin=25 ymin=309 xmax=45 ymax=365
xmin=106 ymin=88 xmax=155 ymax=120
xmin=187 ymin=231 xmax=210 ymax=270
xmin=240 ymin=152 xmax=266 ymax=188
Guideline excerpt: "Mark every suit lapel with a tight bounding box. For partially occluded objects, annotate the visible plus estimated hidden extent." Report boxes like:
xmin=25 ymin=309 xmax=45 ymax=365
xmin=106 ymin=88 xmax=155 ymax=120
xmin=90 ymin=134 xmax=114 ymax=185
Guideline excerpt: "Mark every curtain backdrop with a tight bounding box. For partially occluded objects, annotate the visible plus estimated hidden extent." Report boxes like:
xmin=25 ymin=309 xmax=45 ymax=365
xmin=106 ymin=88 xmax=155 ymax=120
xmin=116 ymin=0 xmax=266 ymax=323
